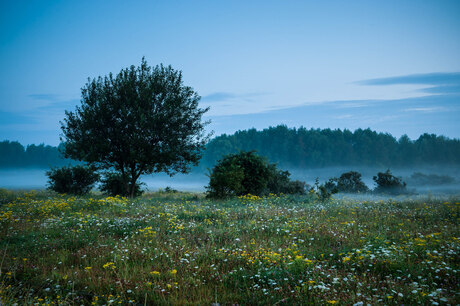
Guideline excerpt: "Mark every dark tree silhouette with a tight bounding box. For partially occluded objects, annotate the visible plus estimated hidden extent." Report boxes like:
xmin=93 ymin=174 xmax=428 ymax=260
xmin=60 ymin=58 xmax=210 ymax=197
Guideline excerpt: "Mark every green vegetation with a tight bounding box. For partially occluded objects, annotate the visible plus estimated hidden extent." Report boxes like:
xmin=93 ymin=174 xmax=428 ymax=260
xmin=1 ymin=191 xmax=458 ymax=304
xmin=99 ymin=172 xmax=144 ymax=197
xmin=202 ymin=125 xmax=460 ymax=169
xmin=373 ymin=169 xmax=408 ymax=195
xmin=326 ymin=171 xmax=370 ymax=194
xmin=206 ymin=151 xmax=305 ymax=198
xmin=60 ymin=58 xmax=210 ymax=197
xmin=0 ymin=141 xmax=72 ymax=168
xmin=2 ymin=125 xmax=460 ymax=170
xmin=46 ymin=165 xmax=100 ymax=195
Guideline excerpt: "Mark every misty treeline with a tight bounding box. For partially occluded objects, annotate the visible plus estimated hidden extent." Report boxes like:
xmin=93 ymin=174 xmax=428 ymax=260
xmin=0 ymin=141 xmax=73 ymax=168
xmin=200 ymin=125 xmax=460 ymax=169
xmin=1 ymin=125 xmax=460 ymax=169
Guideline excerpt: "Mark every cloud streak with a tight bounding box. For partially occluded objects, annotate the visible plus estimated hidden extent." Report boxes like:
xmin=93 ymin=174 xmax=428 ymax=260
xmin=358 ymin=72 xmax=460 ymax=86
xmin=28 ymin=94 xmax=60 ymax=101
xmin=201 ymin=92 xmax=268 ymax=103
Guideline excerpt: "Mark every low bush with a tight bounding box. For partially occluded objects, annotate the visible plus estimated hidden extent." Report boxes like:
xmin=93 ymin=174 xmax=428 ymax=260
xmin=311 ymin=178 xmax=338 ymax=201
xmin=206 ymin=151 xmax=306 ymax=198
xmin=267 ymin=167 xmax=306 ymax=195
xmin=373 ymin=169 xmax=407 ymax=194
xmin=46 ymin=165 xmax=99 ymax=195
xmin=336 ymin=171 xmax=369 ymax=193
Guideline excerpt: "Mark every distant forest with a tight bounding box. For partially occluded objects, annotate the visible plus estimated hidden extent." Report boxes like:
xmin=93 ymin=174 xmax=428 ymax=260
xmin=1 ymin=126 xmax=460 ymax=169
xmin=200 ymin=126 xmax=460 ymax=169
xmin=0 ymin=141 xmax=72 ymax=168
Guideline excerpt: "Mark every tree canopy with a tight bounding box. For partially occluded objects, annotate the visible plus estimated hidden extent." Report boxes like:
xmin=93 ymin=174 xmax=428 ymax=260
xmin=60 ymin=58 xmax=210 ymax=196
xmin=201 ymin=125 xmax=460 ymax=169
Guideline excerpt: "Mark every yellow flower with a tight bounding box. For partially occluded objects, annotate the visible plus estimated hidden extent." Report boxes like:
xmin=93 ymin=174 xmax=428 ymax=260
xmin=327 ymin=300 xmax=337 ymax=304
xmin=150 ymin=271 xmax=161 ymax=276
xmin=103 ymin=262 xmax=116 ymax=269
xmin=170 ymin=269 xmax=177 ymax=275
xmin=85 ymin=266 xmax=92 ymax=271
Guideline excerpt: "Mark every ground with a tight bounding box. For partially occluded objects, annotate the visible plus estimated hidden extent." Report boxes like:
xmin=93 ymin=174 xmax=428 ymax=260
xmin=0 ymin=190 xmax=458 ymax=305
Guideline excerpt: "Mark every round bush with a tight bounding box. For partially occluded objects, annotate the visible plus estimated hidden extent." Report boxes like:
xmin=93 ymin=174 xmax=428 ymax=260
xmin=46 ymin=165 xmax=99 ymax=195
xmin=206 ymin=151 xmax=306 ymax=198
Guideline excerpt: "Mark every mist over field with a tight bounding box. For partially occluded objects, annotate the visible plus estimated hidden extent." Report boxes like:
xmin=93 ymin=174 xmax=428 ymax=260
xmin=2 ymin=165 xmax=459 ymax=196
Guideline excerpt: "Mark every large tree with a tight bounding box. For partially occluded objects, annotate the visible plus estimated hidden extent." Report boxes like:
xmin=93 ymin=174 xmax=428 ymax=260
xmin=61 ymin=58 xmax=210 ymax=197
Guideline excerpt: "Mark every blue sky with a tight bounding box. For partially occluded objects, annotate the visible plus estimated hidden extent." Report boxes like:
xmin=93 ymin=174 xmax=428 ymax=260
xmin=1 ymin=0 xmax=459 ymax=145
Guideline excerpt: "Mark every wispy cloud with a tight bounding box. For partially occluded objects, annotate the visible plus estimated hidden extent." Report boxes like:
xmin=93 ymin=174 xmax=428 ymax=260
xmin=201 ymin=92 xmax=268 ymax=103
xmin=357 ymin=72 xmax=460 ymax=86
xmin=357 ymin=72 xmax=460 ymax=95
xmin=421 ymin=85 xmax=460 ymax=94
xmin=403 ymin=107 xmax=446 ymax=113
xmin=28 ymin=94 xmax=60 ymax=101
xmin=201 ymin=92 xmax=236 ymax=102
xmin=36 ymin=99 xmax=80 ymax=111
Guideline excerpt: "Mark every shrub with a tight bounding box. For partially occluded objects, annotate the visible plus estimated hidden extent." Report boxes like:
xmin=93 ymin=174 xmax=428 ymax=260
xmin=311 ymin=178 xmax=339 ymax=201
xmin=46 ymin=165 xmax=99 ymax=195
xmin=100 ymin=172 xmax=144 ymax=197
xmin=336 ymin=171 xmax=369 ymax=193
xmin=267 ymin=167 xmax=306 ymax=195
xmin=373 ymin=169 xmax=407 ymax=194
xmin=206 ymin=151 xmax=306 ymax=198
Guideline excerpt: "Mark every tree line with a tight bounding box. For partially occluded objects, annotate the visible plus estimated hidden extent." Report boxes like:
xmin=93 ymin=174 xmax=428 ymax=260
xmin=200 ymin=125 xmax=460 ymax=169
xmin=1 ymin=125 xmax=460 ymax=169
xmin=0 ymin=141 xmax=73 ymax=168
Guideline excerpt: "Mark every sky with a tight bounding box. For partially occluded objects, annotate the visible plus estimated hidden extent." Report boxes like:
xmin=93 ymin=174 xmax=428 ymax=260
xmin=1 ymin=0 xmax=459 ymax=146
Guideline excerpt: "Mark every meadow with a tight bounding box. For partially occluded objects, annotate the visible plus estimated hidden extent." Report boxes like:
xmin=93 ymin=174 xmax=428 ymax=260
xmin=0 ymin=190 xmax=458 ymax=305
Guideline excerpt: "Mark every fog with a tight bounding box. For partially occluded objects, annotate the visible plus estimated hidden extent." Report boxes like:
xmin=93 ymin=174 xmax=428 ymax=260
xmin=0 ymin=168 xmax=209 ymax=192
xmin=288 ymin=165 xmax=460 ymax=195
xmin=1 ymin=166 xmax=459 ymax=196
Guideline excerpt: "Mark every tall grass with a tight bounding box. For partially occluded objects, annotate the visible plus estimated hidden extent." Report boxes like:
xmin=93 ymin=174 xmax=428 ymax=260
xmin=0 ymin=191 xmax=458 ymax=304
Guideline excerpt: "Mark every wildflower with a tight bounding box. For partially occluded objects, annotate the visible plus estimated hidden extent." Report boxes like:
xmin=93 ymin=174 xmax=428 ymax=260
xmin=327 ymin=300 xmax=337 ymax=304
xmin=103 ymin=262 xmax=116 ymax=269
xmin=85 ymin=266 xmax=92 ymax=271
xmin=170 ymin=269 xmax=177 ymax=275
xmin=150 ymin=271 xmax=160 ymax=276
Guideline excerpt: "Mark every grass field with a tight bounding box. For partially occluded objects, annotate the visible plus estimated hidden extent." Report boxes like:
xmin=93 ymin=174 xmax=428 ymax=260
xmin=0 ymin=190 xmax=458 ymax=305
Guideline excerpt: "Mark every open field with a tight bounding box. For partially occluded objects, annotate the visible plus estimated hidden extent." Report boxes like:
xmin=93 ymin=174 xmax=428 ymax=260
xmin=0 ymin=190 xmax=458 ymax=305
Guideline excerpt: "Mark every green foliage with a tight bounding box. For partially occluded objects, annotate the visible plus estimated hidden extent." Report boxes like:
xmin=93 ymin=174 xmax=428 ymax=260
xmin=0 ymin=140 xmax=73 ymax=168
xmin=200 ymin=126 xmax=460 ymax=170
xmin=311 ymin=178 xmax=338 ymax=201
xmin=336 ymin=171 xmax=369 ymax=193
xmin=206 ymin=151 xmax=306 ymax=198
xmin=46 ymin=165 xmax=99 ymax=195
xmin=60 ymin=58 xmax=210 ymax=197
xmin=99 ymin=172 xmax=143 ymax=197
xmin=3 ymin=127 xmax=460 ymax=170
xmin=1 ymin=192 xmax=458 ymax=304
xmin=373 ymin=169 xmax=407 ymax=194
xmin=267 ymin=167 xmax=306 ymax=195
